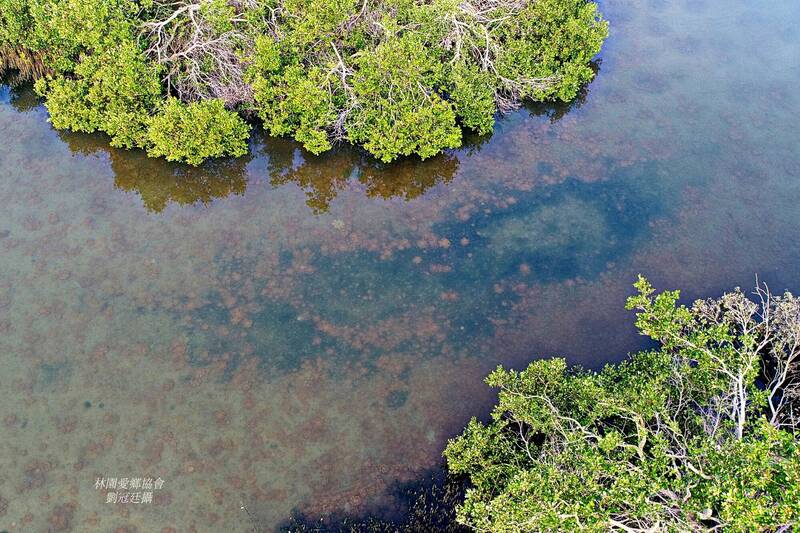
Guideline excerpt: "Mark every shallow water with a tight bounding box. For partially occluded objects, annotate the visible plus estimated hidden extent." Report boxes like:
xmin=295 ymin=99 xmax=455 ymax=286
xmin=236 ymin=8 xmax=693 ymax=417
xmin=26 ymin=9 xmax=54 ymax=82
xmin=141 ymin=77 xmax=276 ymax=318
xmin=1 ymin=0 xmax=800 ymax=530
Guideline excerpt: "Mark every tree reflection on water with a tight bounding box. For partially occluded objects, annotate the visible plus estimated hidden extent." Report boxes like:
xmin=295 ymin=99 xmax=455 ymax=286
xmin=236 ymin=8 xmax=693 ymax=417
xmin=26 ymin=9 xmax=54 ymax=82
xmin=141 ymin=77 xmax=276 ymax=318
xmin=57 ymin=123 xmax=460 ymax=214
xmin=263 ymin=135 xmax=460 ymax=213
xmin=4 ymin=74 xmax=597 ymax=215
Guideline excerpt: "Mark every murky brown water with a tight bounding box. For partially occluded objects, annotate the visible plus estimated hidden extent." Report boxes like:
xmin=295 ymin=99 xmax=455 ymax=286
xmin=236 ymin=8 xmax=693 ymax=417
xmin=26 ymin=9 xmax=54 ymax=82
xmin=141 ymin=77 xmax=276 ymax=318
xmin=1 ymin=0 xmax=800 ymax=531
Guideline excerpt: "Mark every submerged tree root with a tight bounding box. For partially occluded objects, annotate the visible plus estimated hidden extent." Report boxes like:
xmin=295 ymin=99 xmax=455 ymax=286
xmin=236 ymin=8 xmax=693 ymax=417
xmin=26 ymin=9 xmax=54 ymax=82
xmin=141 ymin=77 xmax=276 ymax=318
xmin=0 ymin=46 xmax=49 ymax=84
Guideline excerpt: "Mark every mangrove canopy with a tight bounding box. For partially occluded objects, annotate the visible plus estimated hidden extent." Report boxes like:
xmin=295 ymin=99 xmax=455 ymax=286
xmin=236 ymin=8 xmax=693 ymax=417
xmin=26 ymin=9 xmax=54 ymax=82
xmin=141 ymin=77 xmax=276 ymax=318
xmin=0 ymin=0 xmax=607 ymax=164
xmin=446 ymin=277 xmax=800 ymax=532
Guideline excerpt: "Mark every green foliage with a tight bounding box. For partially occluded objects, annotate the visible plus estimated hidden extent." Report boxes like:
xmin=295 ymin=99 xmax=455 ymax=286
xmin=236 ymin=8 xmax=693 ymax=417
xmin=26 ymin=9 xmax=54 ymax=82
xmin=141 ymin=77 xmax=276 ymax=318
xmin=2 ymin=0 xmax=607 ymax=164
xmin=448 ymin=63 xmax=497 ymax=136
xmin=251 ymin=62 xmax=337 ymax=155
xmin=280 ymin=0 xmax=359 ymax=50
xmin=35 ymin=40 xmax=161 ymax=149
xmin=147 ymin=98 xmax=250 ymax=165
xmin=346 ymin=34 xmax=462 ymax=162
xmin=446 ymin=278 xmax=800 ymax=532
xmin=494 ymin=0 xmax=608 ymax=101
xmin=25 ymin=0 xmax=140 ymax=71
xmin=0 ymin=0 xmax=30 ymax=48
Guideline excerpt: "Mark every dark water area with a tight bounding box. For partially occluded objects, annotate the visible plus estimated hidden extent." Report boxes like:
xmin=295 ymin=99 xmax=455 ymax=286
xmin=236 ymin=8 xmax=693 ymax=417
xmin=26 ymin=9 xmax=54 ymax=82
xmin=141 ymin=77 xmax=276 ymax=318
xmin=1 ymin=0 xmax=800 ymax=530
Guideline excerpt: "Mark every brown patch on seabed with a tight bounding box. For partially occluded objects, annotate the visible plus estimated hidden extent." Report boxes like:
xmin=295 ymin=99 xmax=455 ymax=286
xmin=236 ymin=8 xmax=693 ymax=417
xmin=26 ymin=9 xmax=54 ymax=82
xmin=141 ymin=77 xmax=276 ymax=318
xmin=0 ymin=314 xmax=491 ymax=531
xmin=311 ymin=312 xmax=448 ymax=353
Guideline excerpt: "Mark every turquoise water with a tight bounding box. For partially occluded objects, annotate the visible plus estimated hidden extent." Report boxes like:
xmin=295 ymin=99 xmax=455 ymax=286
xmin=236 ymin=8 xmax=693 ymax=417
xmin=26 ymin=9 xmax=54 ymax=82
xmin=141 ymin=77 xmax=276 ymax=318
xmin=1 ymin=0 xmax=800 ymax=530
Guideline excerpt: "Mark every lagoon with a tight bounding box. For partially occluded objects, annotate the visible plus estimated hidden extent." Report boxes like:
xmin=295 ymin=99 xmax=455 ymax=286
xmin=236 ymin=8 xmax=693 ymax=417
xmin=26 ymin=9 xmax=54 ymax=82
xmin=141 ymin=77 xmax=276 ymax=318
xmin=1 ymin=0 xmax=799 ymax=530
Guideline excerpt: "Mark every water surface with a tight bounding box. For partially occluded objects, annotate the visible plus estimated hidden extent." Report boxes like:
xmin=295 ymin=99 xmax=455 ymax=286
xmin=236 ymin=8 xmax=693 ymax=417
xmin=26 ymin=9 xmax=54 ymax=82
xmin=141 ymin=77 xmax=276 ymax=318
xmin=1 ymin=0 xmax=800 ymax=530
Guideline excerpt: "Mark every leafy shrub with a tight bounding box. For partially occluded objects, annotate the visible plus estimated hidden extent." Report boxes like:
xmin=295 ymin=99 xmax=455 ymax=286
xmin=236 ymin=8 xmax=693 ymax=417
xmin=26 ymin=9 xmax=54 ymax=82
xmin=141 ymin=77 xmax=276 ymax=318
xmin=346 ymin=33 xmax=462 ymax=162
xmin=35 ymin=41 xmax=161 ymax=149
xmin=146 ymin=98 xmax=250 ymax=165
